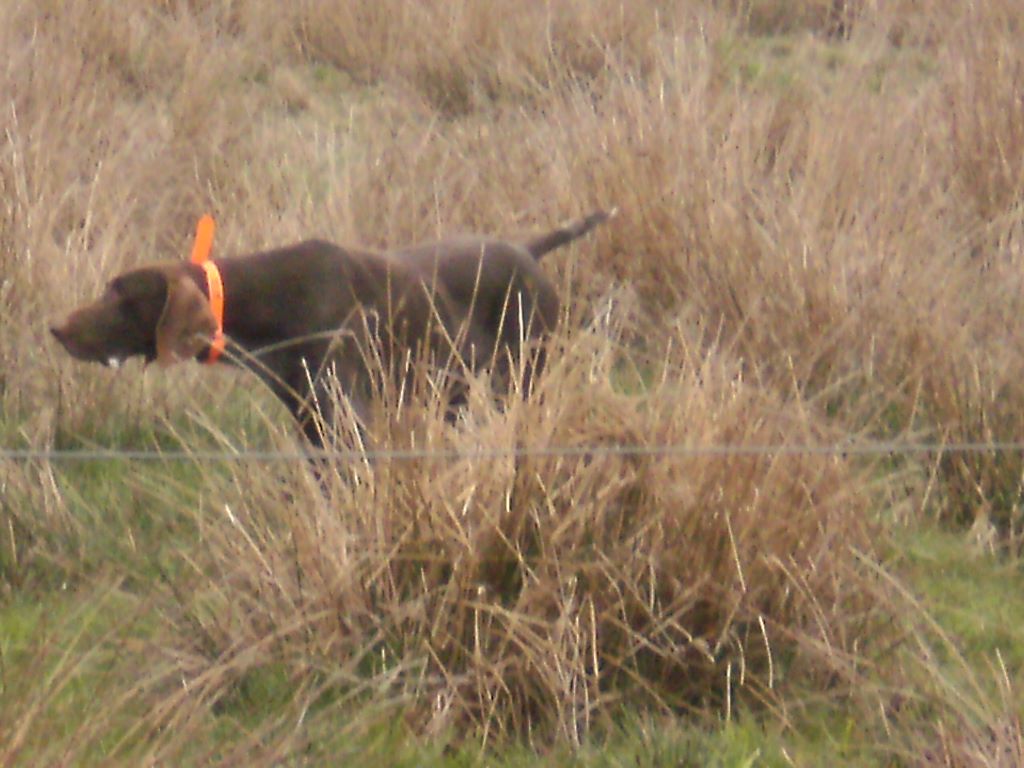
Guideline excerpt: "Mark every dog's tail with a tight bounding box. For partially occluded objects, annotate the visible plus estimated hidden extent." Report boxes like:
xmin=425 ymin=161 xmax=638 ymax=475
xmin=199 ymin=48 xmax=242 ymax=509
xmin=523 ymin=207 xmax=616 ymax=260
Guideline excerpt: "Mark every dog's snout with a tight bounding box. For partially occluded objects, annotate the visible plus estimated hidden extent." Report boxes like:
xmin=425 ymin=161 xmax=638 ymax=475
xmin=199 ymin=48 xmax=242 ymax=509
xmin=50 ymin=320 xmax=88 ymax=359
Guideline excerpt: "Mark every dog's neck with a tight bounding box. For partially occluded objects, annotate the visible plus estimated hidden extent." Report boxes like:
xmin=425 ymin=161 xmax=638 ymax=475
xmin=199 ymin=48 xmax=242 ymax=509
xmin=186 ymin=261 xmax=228 ymax=365
xmin=189 ymin=255 xmax=314 ymax=365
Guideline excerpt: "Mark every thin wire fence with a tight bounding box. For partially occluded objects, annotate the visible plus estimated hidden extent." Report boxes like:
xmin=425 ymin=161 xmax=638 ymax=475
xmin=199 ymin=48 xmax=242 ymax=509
xmin=2 ymin=440 xmax=1024 ymax=463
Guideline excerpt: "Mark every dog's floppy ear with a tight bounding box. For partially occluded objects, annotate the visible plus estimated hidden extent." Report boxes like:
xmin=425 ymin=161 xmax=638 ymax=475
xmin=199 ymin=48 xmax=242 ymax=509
xmin=155 ymin=276 xmax=217 ymax=367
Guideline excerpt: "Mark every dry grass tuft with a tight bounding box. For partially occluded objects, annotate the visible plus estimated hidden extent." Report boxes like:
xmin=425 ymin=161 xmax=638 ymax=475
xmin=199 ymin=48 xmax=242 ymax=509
xmin=152 ymin=320 xmax=878 ymax=745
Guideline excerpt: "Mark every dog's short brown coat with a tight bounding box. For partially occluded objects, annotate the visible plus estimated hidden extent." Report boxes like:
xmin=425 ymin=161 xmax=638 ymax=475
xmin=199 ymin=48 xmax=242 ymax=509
xmin=51 ymin=211 xmax=611 ymax=444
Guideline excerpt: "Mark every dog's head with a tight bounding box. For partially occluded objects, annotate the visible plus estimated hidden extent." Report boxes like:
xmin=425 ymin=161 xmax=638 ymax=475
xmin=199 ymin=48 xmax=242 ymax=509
xmin=51 ymin=262 xmax=217 ymax=368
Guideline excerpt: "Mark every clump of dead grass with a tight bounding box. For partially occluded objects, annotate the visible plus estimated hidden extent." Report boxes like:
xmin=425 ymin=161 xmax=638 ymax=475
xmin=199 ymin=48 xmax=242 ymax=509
xmin=139 ymin=318 xmax=879 ymax=747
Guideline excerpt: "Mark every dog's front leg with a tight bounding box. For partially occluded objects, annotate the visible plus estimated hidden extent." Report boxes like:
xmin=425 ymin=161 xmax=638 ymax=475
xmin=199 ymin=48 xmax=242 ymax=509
xmin=297 ymin=361 xmax=375 ymax=459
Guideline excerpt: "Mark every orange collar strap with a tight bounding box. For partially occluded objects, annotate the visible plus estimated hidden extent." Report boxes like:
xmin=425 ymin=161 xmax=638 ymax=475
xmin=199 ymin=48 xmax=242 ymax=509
xmin=189 ymin=214 xmax=225 ymax=364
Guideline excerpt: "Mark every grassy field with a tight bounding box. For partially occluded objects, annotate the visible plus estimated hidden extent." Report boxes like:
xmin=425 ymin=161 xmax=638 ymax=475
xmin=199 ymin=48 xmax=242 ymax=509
xmin=3 ymin=0 xmax=1024 ymax=764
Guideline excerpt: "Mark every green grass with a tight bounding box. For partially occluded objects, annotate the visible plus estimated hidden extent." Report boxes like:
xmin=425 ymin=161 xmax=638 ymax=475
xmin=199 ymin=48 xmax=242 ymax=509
xmin=0 ymin=587 xmax=150 ymax=762
xmin=896 ymin=525 xmax=1024 ymax=676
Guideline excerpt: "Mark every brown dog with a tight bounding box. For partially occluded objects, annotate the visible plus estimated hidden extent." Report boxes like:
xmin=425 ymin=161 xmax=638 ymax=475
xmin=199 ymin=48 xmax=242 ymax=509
xmin=51 ymin=211 xmax=612 ymax=445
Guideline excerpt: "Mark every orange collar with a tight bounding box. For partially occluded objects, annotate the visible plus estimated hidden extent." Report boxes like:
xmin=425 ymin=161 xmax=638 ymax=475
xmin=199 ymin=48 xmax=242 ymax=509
xmin=189 ymin=214 xmax=225 ymax=364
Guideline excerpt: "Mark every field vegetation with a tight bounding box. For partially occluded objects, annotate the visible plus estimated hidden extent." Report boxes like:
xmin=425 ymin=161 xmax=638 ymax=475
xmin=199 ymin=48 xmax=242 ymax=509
xmin=3 ymin=0 xmax=1024 ymax=764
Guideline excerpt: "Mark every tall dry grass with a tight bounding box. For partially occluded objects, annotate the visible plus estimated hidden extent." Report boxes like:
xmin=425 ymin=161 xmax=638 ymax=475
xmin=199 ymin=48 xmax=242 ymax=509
xmin=143 ymin=320 xmax=876 ymax=748
xmin=3 ymin=0 xmax=1024 ymax=759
